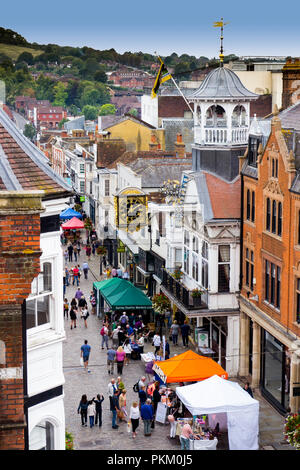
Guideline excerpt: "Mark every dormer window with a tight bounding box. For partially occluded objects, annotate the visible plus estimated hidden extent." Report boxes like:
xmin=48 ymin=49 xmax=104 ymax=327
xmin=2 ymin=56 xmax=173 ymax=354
xmin=271 ymin=158 xmax=278 ymax=178
xmin=248 ymin=136 xmax=259 ymax=167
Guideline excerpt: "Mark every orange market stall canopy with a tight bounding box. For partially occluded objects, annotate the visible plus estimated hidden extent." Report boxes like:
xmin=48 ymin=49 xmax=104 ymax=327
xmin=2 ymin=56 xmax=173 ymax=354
xmin=153 ymin=350 xmax=228 ymax=384
xmin=61 ymin=216 xmax=85 ymax=230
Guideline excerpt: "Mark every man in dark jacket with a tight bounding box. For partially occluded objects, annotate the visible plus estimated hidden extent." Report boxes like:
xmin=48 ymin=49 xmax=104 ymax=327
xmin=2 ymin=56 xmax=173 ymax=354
xmin=94 ymin=394 xmax=104 ymax=427
xmin=141 ymin=399 xmax=154 ymax=436
xmin=111 ymin=389 xmax=120 ymax=429
xmin=180 ymin=320 xmax=191 ymax=347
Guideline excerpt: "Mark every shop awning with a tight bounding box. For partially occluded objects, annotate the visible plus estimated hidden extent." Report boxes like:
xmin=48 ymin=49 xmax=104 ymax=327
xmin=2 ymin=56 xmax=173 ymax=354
xmin=153 ymin=350 xmax=228 ymax=384
xmin=93 ymin=278 xmax=152 ymax=310
xmin=60 ymin=207 xmax=83 ymax=219
xmin=61 ymin=216 xmax=85 ymax=230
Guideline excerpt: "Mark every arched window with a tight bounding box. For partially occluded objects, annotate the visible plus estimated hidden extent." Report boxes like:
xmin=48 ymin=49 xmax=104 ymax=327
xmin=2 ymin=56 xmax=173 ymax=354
xmin=29 ymin=420 xmax=54 ymax=450
xmin=266 ymin=198 xmax=271 ymax=231
xmin=272 ymin=200 xmax=277 ymax=234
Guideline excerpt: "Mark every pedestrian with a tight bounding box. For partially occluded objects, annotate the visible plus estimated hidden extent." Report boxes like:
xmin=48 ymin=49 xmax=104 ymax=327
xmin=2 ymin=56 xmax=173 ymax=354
xmin=82 ymin=261 xmax=89 ymax=280
xmin=145 ymin=360 xmax=154 ymax=383
xmin=65 ymin=267 xmax=70 ymax=286
xmin=73 ymin=244 xmax=78 ymax=262
xmin=117 ymin=267 xmax=123 ymax=278
xmin=63 ymin=298 xmax=69 ymax=319
xmin=180 ymin=422 xmax=198 ymax=450
xmin=165 ymin=341 xmax=170 ymax=360
xmin=168 ymin=413 xmax=176 ymax=439
xmin=118 ymin=389 xmax=127 ymax=422
xmin=170 ymin=320 xmax=179 ymax=346
xmin=122 ymin=270 xmax=129 ymax=280
xmin=77 ymin=240 xmax=81 ymax=258
xmin=138 ymin=376 xmax=147 ymax=391
xmin=80 ymin=340 xmax=91 ymax=373
xmin=120 ymin=312 xmax=128 ymax=326
xmin=86 ymin=244 xmax=91 ymax=260
xmin=75 ymin=287 xmax=83 ymax=301
xmin=116 ymin=376 xmax=125 ymax=393
xmin=94 ymin=394 xmax=104 ymax=427
xmin=125 ymin=323 xmax=134 ymax=341
xmin=90 ymin=291 xmax=96 ymax=315
xmin=244 ymin=382 xmax=254 ymax=397
xmin=180 ymin=320 xmax=191 ymax=347
xmin=92 ymin=242 xmax=96 ymax=256
xmin=67 ymin=244 xmax=73 ymax=262
xmin=165 ymin=310 xmax=172 ymax=329
xmin=77 ymin=394 xmax=88 ymax=426
xmin=100 ymin=323 xmax=109 ymax=349
xmin=78 ymin=295 xmax=87 ymax=314
xmin=129 ymin=402 xmax=140 ymax=438
xmin=81 ymin=306 xmax=89 ymax=328
xmin=72 ymin=265 xmax=80 ymax=286
xmin=141 ymin=398 xmax=154 ymax=436
xmin=70 ymin=305 xmax=77 ymax=329
xmin=108 ymin=378 xmax=117 ymax=409
xmin=153 ymin=383 xmax=161 ymax=415
xmin=71 ymin=297 xmax=77 ymax=309
xmin=111 ymin=389 xmax=120 ymax=429
xmin=116 ymin=346 xmax=126 ymax=375
xmin=106 ymin=267 xmax=111 ymax=279
xmin=112 ymin=325 xmax=120 ymax=348
xmin=87 ymin=400 xmax=96 ymax=428
xmin=137 ymin=334 xmax=144 ymax=354
xmin=153 ymin=332 xmax=161 ymax=354
xmin=118 ymin=326 xmax=126 ymax=347
xmin=107 ymin=346 xmax=116 ymax=375
xmin=64 ymin=249 xmax=68 ymax=264
xmin=123 ymin=339 xmax=132 ymax=365
xmin=138 ymin=386 xmax=147 ymax=408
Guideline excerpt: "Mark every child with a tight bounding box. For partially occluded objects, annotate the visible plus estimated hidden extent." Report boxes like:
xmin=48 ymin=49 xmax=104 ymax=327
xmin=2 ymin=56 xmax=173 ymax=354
xmin=64 ymin=298 xmax=69 ymax=319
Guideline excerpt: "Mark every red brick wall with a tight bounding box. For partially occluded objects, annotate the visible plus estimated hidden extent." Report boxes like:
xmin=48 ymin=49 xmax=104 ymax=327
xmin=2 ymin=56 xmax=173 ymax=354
xmin=0 ymin=193 xmax=43 ymax=450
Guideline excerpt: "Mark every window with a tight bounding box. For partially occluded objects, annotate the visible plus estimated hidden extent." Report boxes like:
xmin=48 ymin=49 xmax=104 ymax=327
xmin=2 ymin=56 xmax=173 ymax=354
xmin=266 ymin=198 xmax=271 ymax=231
xmin=264 ymin=260 xmax=281 ymax=309
xmin=246 ymin=188 xmax=255 ymax=223
xmin=80 ymin=181 xmax=85 ymax=193
xmin=104 ymin=179 xmax=110 ymax=196
xmin=80 ymin=164 xmax=85 ymax=174
xmin=184 ymin=230 xmax=190 ymax=246
xmin=192 ymin=253 xmax=199 ymax=281
xmin=272 ymin=200 xmax=277 ymax=234
xmin=245 ymin=248 xmax=254 ymax=291
xmin=266 ymin=198 xmax=282 ymax=237
xmin=192 ymin=236 xmax=199 ymax=253
xmin=296 ymin=279 xmax=300 ymax=323
xmin=26 ymin=262 xmax=52 ymax=330
xmin=201 ymin=241 xmax=209 ymax=289
xmin=89 ymin=181 xmax=93 ymax=194
xmin=248 ymin=137 xmax=258 ymax=167
xmin=218 ymin=245 xmax=230 ymax=292
xmin=184 ymin=247 xmax=190 ymax=275
xmin=272 ymin=158 xmax=278 ymax=178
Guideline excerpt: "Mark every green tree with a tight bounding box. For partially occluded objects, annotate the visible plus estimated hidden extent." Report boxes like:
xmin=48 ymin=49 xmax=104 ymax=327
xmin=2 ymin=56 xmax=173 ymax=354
xmin=23 ymin=123 xmax=36 ymax=141
xmin=16 ymin=51 xmax=34 ymax=65
xmin=94 ymin=69 xmax=107 ymax=83
xmin=98 ymin=103 xmax=116 ymax=115
xmin=53 ymin=82 xmax=68 ymax=107
xmin=35 ymin=74 xmax=55 ymax=101
xmin=128 ymin=108 xmax=138 ymax=117
xmin=58 ymin=117 xmax=69 ymax=129
xmin=68 ymin=104 xmax=79 ymax=116
xmin=82 ymin=105 xmax=98 ymax=120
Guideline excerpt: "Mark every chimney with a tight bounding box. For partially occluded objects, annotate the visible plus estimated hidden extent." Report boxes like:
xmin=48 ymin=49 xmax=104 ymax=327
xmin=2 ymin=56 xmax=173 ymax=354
xmin=149 ymin=132 xmax=159 ymax=151
xmin=174 ymin=133 xmax=185 ymax=158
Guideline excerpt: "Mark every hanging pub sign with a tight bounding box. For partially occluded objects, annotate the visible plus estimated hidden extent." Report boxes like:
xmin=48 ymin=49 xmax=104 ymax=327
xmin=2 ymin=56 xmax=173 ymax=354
xmin=117 ymin=240 xmax=125 ymax=253
xmin=115 ymin=188 xmax=148 ymax=232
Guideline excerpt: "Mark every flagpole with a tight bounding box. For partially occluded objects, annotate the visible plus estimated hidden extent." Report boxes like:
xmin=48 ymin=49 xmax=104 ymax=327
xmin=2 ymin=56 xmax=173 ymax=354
xmin=154 ymin=52 xmax=194 ymax=117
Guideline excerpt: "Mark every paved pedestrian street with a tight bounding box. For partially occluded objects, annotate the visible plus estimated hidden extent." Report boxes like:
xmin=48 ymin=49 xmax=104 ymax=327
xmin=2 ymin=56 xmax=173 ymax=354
xmin=62 ymin=247 xmax=293 ymax=451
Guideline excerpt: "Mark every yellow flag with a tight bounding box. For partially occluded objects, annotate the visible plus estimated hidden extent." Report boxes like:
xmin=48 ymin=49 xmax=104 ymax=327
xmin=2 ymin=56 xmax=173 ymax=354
xmin=213 ymin=21 xmax=223 ymax=27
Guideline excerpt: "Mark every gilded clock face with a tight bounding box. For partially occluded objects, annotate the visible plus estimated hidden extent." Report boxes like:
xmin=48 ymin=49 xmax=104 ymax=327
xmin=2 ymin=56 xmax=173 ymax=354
xmin=118 ymin=195 xmax=147 ymax=230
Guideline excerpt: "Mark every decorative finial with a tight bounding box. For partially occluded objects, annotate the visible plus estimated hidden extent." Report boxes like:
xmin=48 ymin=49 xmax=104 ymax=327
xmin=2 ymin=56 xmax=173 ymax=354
xmin=213 ymin=18 xmax=229 ymax=67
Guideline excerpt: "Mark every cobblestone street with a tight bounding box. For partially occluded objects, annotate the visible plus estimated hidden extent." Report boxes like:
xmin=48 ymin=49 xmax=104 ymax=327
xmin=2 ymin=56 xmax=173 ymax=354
xmin=62 ymin=245 xmax=291 ymax=451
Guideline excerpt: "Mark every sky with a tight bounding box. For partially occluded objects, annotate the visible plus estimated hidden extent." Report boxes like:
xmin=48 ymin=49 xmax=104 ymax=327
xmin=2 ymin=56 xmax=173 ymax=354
xmin=2 ymin=0 xmax=300 ymax=59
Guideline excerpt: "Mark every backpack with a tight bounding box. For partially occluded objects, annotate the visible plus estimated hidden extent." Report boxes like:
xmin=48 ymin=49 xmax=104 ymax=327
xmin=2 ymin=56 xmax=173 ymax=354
xmin=133 ymin=382 xmax=139 ymax=393
xmin=121 ymin=315 xmax=127 ymax=325
xmin=100 ymin=327 xmax=105 ymax=336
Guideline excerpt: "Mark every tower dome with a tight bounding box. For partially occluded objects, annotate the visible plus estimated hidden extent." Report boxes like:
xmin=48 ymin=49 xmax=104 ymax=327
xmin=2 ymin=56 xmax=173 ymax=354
xmin=189 ymin=66 xmax=259 ymax=147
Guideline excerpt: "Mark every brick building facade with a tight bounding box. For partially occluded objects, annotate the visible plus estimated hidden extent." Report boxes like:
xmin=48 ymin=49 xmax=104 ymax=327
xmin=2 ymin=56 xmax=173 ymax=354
xmin=239 ymin=110 xmax=300 ymax=414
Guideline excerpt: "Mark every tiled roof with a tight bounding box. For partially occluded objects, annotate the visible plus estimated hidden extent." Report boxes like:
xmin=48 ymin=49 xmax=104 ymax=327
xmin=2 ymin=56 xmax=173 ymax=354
xmin=201 ymin=171 xmax=241 ymax=220
xmin=0 ymin=107 xmax=72 ymax=198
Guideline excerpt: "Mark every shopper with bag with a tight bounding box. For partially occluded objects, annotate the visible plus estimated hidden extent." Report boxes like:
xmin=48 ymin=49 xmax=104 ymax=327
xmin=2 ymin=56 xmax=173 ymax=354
xmin=129 ymin=402 xmax=140 ymax=438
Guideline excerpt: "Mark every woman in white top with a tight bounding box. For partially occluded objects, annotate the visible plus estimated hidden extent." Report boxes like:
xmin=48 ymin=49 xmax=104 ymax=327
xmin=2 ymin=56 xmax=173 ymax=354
xmin=123 ymin=340 xmax=132 ymax=365
xmin=87 ymin=400 xmax=96 ymax=428
xmin=153 ymin=333 xmax=161 ymax=354
xmin=129 ymin=402 xmax=140 ymax=438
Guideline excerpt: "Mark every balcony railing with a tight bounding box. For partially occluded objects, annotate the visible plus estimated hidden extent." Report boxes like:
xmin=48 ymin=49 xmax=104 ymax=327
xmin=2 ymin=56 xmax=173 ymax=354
xmin=161 ymin=269 xmax=208 ymax=310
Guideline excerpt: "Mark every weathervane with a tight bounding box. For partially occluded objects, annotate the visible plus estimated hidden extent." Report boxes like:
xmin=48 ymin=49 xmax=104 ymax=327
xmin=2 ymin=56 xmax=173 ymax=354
xmin=213 ymin=18 xmax=229 ymax=66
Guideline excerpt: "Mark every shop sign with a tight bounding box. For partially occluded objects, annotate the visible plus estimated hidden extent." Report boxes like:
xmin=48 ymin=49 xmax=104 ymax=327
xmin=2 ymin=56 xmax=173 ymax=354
xmin=80 ymin=196 xmax=85 ymax=202
xmin=117 ymin=240 xmax=125 ymax=253
xmin=153 ymin=363 xmax=167 ymax=384
xmin=198 ymin=331 xmax=209 ymax=348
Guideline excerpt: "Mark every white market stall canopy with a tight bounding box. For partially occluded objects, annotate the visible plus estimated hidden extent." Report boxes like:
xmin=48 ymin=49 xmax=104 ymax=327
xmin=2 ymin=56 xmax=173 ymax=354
xmin=176 ymin=375 xmax=259 ymax=450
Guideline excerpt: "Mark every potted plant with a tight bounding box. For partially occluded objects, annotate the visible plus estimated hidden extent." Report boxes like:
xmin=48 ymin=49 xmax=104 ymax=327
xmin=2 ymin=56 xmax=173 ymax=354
xmin=152 ymin=293 xmax=171 ymax=314
xmin=191 ymin=288 xmax=204 ymax=307
xmin=284 ymin=413 xmax=300 ymax=449
xmin=172 ymin=269 xmax=183 ymax=280
xmin=96 ymin=246 xmax=107 ymax=256
xmin=65 ymin=430 xmax=74 ymax=450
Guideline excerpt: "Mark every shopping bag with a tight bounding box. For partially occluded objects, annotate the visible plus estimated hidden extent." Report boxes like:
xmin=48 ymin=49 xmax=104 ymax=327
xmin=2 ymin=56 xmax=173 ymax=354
xmin=80 ymin=357 xmax=84 ymax=366
xmin=127 ymin=420 xmax=132 ymax=433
